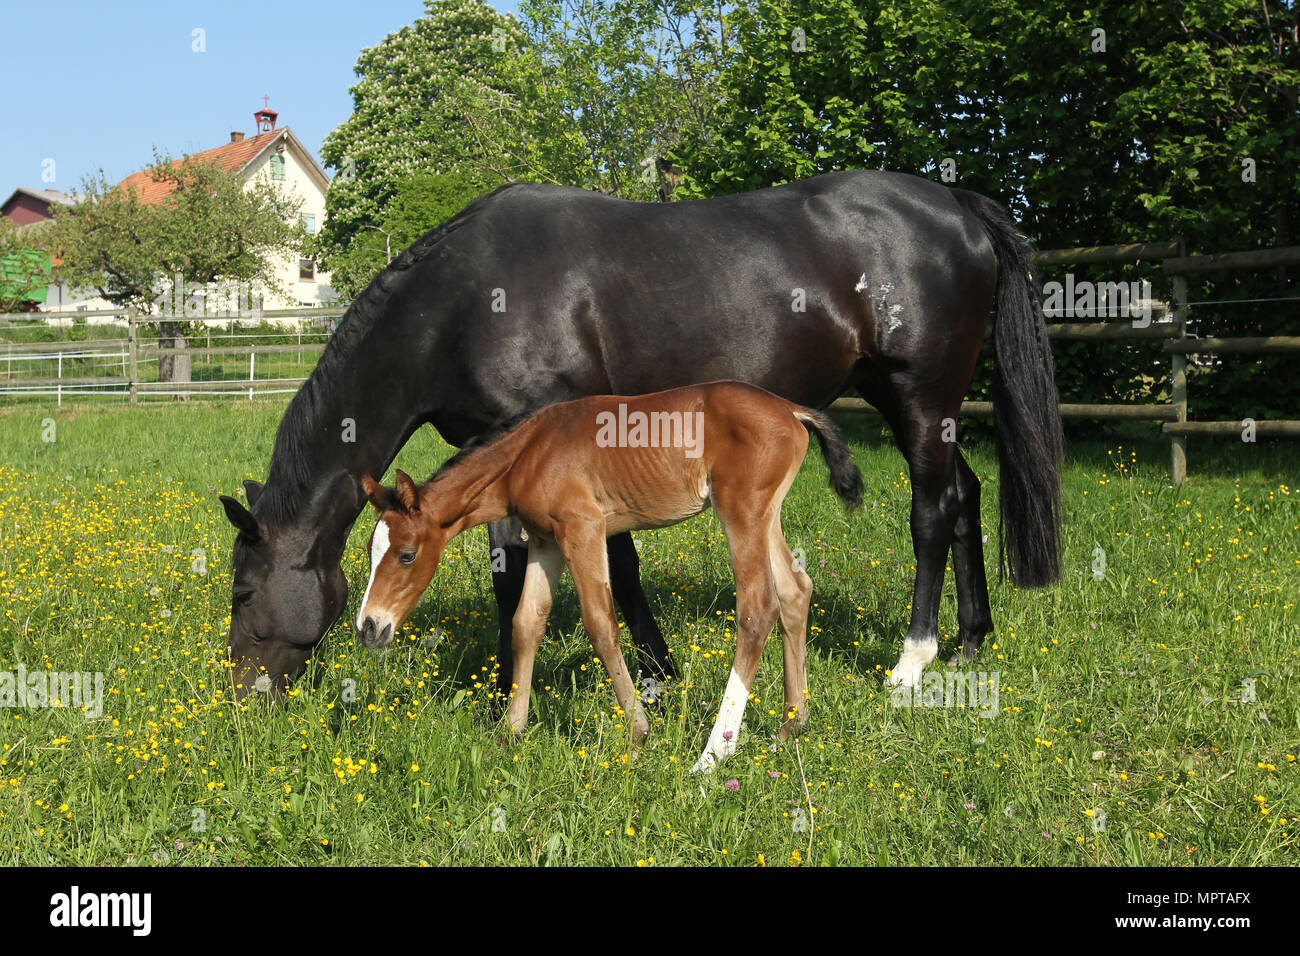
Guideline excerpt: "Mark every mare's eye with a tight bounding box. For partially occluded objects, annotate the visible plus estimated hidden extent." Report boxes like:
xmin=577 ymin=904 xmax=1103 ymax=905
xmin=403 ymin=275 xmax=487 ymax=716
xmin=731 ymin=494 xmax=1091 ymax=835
xmin=398 ymin=550 xmax=417 ymax=566
xmin=235 ymin=589 xmax=254 ymax=607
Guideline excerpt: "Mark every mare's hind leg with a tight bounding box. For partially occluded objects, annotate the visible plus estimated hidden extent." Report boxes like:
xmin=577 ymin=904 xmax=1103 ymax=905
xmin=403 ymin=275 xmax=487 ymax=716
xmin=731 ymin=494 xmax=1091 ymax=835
xmin=887 ymin=407 xmax=961 ymax=689
xmin=691 ymin=508 xmax=781 ymax=774
xmin=768 ymin=519 xmax=814 ymax=738
xmin=504 ymin=536 xmax=565 ymax=734
xmin=949 ymin=451 xmax=994 ymax=663
xmin=555 ymin=518 xmax=651 ymax=742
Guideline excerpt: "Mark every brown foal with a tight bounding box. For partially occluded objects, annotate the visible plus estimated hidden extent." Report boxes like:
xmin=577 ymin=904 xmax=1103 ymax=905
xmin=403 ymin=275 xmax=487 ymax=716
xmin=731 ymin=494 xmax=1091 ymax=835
xmin=355 ymin=381 xmax=862 ymax=773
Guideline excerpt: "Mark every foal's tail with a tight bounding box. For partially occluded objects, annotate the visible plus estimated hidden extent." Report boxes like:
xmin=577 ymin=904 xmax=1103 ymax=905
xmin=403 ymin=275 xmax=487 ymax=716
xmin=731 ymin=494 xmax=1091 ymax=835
xmin=953 ymin=189 xmax=1064 ymax=587
xmin=793 ymin=408 xmax=863 ymax=511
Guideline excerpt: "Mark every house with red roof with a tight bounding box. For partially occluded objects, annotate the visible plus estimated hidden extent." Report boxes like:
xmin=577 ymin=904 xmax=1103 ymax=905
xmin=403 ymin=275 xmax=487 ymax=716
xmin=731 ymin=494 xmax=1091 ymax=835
xmin=3 ymin=102 xmax=334 ymax=316
xmin=111 ymin=101 xmax=335 ymax=313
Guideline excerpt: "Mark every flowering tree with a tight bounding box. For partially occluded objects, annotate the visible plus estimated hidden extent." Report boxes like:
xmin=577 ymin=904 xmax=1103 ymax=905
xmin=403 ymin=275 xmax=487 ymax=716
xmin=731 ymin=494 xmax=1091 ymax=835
xmin=317 ymin=0 xmax=524 ymax=292
xmin=317 ymin=0 xmax=728 ymax=294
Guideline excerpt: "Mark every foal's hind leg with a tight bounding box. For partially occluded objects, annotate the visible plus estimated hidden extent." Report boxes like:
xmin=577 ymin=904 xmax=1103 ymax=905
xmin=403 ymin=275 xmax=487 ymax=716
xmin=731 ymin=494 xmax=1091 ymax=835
xmin=948 ymin=451 xmax=994 ymax=663
xmin=556 ymin=519 xmax=651 ymax=742
xmin=691 ymin=509 xmax=781 ymax=774
xmin=768 ymin=518 xmax=814 ymax=739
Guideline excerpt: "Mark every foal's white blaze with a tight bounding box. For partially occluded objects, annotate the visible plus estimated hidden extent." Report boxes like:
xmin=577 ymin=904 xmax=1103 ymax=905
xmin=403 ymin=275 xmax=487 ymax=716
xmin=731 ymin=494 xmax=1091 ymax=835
xmin=355 ymin=518 xmax=391 ymax=630
xmin=690 ymin=667 xmax=750 ymax=775
xmin=888 ymin=636 xmax=939 ymax=689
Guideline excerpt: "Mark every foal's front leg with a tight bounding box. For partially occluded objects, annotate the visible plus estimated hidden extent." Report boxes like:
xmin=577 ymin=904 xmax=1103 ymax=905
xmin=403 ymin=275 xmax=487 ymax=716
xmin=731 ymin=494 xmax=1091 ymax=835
xmin=504 ymin=536 xmax=565 ymax=735
xmin=557 ymin=519 xmax=651 ymax=742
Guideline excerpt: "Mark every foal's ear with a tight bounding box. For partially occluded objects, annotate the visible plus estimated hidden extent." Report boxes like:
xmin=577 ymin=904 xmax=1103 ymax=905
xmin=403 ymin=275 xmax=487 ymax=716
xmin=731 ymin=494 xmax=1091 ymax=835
xmin=394 ymin=469 xmax=420 ymax=514
xmin=360 ymin=474 xmax=386 ymax=513
xmin=220 ymin=494 xmax=262 ymax=543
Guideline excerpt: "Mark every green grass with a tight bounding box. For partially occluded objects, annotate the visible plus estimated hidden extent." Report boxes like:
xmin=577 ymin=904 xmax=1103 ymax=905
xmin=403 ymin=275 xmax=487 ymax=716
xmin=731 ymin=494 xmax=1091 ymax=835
xmin=0 ymin=401 xmax=1295 ymax=866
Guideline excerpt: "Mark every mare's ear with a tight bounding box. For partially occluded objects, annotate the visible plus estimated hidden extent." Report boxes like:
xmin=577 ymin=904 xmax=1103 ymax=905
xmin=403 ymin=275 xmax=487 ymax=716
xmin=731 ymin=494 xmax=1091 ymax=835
xmin=394 ymin=470 xmax=420 ymax=514
xmin=243 ymin=479 xmax=264 ymax=508
xmin=220 ymin=494 xmax=262 ymax=543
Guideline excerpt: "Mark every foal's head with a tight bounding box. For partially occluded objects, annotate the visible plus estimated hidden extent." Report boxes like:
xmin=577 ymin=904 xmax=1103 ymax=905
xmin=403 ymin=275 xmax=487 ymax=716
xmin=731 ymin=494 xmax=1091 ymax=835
xmin=355 ymin=470 xmax=447 ymax=649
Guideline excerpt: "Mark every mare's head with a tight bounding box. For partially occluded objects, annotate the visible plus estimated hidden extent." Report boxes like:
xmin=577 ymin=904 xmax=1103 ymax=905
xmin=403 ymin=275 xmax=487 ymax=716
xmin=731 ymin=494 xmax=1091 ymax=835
xmin=355 ymin=470 xmax=448 ymax=649
xmin=220 ymin=480 xmax=350 ymax=696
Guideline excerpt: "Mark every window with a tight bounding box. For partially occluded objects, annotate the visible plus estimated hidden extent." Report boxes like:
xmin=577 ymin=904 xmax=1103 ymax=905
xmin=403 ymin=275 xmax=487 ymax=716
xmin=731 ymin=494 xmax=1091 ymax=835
xmin=299 ymin=260 xmax=315 ymax=280
xmin=300 ymin=213 xmax=315 ymax=234
xmin=270 ymin=155 xmax=285 ymax=181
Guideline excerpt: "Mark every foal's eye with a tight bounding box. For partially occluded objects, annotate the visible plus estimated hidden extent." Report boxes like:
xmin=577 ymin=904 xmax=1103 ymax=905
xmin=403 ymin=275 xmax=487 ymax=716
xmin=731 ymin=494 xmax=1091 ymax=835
xmin=398 ymin=550 xmax=417 ymax=566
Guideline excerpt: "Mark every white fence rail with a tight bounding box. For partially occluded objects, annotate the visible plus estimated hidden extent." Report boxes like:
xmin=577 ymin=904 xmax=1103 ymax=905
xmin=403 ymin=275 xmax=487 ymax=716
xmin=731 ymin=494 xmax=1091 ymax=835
xmin=0 ymin=306 xmax=344 ymax=403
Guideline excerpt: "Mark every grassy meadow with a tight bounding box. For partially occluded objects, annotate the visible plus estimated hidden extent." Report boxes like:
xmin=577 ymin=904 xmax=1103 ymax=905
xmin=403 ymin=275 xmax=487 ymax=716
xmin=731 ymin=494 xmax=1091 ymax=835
xmin=0 ymin=399 xmax=1295 ymax=866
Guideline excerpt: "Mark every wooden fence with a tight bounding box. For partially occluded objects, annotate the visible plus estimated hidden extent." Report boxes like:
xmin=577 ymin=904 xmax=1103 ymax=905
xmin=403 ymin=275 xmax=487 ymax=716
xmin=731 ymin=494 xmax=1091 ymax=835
xmin=0 ymin=307 xmax=342 ymax=403
xmin=4 ymin=245 xmax=1297 ymax=483
xmin=829 ymin=240 xmax=1300 ymax=484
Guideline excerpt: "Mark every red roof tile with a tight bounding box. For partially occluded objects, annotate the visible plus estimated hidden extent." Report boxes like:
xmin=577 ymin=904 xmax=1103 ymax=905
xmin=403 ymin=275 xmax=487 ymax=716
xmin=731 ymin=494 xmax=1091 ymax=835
xmin=115 ymin=129 xmax=288 ymax=205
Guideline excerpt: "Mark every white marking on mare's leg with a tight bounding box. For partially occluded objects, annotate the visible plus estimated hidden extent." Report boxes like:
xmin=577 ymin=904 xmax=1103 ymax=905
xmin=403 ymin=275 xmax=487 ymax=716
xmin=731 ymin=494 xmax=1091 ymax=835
xmin=690 ymin=667 xmax=749 ymax=775
xmin=854 ymin=272 xmax=868 ymax=293
xmin=888 ymin=636 xmax=938 ymax=688
xmin=356 ymin=518 xmax=391 ymax=630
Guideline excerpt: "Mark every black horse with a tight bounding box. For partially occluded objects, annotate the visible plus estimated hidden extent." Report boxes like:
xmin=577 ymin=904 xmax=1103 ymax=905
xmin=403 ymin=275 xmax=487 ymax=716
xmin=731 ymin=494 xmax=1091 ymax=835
xmin=220 ymin=170 xmax=1062 ymax=698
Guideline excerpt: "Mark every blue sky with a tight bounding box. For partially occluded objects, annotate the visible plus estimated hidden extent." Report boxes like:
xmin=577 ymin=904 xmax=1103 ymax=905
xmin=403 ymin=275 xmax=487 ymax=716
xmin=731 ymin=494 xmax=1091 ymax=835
xmin=1 ymin=0 xmax=518 ymax=197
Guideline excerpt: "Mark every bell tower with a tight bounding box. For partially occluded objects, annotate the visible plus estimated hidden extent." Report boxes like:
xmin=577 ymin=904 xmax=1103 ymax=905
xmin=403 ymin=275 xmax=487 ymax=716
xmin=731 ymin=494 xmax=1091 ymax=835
xmin=253 ymin=95 xmax=278 ymax=136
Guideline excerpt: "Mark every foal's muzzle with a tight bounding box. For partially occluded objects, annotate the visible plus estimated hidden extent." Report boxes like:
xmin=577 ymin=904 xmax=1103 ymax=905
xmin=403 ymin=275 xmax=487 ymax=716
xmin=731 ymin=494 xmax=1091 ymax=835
xmin=358 ymin=616 xmax=393 ymax=649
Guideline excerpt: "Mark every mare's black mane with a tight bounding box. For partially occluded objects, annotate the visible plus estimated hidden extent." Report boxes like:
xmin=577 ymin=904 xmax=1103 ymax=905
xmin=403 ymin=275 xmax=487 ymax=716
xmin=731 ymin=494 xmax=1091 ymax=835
xmin=258 ymin=184 xmax=525 ymax=526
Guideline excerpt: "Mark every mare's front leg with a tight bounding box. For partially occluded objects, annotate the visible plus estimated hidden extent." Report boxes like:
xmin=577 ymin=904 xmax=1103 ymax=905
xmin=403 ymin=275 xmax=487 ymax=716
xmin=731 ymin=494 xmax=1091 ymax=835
xmin=488 ymin=517 xmax=529 ymax=711
xmin=607 ymin=532 xmax=676 ymax=694
xmin=556 ymin=519 xmax=651 ymax=742
xmin=505 ymin=536 xmax=565 ymax=734
xmin=490 ymin=522 xmax=673 ymax=707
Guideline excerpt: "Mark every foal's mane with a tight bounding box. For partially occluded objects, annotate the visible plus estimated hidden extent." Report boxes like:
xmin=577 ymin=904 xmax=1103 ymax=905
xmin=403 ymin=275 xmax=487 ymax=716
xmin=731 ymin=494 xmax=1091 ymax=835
xmin=258 ymin=184 xmax=525 ymax=527
xmin=426 ymin=403 xmax=549 ymax=487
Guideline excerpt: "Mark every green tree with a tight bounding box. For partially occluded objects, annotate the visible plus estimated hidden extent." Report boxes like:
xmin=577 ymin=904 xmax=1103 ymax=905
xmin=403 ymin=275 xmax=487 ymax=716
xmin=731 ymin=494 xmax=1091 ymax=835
xmin=49 ymin=153 xmax=305 ymax=381
xmin=322 ymin=169 xmax=497 ymax=298
xmin=317 ymin=0 xmax=525 ymax=281
xmin=318 ymin=0 xmax=728 ymax=291
xmin=458 ymin=0 xmax=728 ymax=198
xmin=676 ymin=0 xmax=1300 ymax=417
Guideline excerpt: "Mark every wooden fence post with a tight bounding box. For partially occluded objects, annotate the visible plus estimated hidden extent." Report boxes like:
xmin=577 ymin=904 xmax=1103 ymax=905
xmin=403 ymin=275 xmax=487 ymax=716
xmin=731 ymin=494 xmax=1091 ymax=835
xmin=1169 ymin=238 xmax=1188 ymax=485
xmin=127 ymin=307 xmax=138 ymax=406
